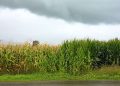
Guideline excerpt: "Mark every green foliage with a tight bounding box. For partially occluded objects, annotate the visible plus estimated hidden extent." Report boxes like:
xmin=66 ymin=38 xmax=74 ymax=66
xmin=0 ymin=43 xmax=59 ymax=74
xmin=0 ymin=38 xmax=120 ymax=75
xmin=60 ymin=39 xmax=92 ymax=75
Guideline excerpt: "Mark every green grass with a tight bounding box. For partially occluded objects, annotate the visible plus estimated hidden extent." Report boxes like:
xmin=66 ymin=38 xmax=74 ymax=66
xmin=79 ymin=66 xmax=120 ymax=80
xmin=0 ymin=72 xmax=74 ymax=82
xmin=0 ymin=66 xmax=120 ymax=82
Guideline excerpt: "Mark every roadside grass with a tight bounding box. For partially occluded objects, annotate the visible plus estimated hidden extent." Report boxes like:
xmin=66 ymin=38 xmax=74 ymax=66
xmin=0 ymin=66 xmax=120 ymax=82
xmin=0 ymin=72 xmax=73 ymax=82
xmin=79 ymin=66 xmax=120 ymax=80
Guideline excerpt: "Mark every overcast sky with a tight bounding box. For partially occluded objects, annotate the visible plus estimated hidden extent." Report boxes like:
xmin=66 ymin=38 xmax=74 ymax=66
xmin=0 ymin=0 xmax=120 ymax=44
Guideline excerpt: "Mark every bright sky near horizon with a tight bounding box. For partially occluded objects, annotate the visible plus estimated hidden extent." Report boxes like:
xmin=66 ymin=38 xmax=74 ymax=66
xmin=0 ymin=0 xmax=120 ymax=44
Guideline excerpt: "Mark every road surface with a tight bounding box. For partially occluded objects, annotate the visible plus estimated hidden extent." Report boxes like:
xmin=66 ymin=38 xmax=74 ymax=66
xmin=0 ymin=81 xmax=120 ymax=86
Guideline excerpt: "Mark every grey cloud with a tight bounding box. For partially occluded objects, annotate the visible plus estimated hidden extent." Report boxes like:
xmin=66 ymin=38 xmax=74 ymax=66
xmin=0 ymin=0 xmax=120 ymax=24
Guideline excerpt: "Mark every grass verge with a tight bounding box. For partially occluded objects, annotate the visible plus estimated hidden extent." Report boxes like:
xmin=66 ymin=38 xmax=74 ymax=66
xmin=0 ymin=66 xmax=120 ymax=82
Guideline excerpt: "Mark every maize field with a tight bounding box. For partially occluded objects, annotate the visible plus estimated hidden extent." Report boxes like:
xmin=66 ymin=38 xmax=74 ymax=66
xmin=0 ymin=38 xmax=120 ymax=75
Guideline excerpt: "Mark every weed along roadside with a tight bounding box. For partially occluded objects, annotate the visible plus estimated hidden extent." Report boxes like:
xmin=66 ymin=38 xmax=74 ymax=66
xmin=0 ymin=39 xmax=120 ymax=81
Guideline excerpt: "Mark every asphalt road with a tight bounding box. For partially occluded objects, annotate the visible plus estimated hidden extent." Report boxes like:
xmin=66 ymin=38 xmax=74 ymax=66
xmin=0 ymin=81 xmax=120 ymax=86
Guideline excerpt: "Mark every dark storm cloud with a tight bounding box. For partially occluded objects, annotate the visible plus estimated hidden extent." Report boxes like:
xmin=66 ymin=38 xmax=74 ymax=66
xmin=0 ymin=0 xmax=120 ymax=24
